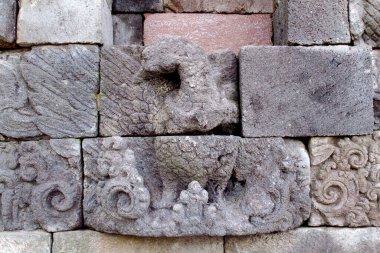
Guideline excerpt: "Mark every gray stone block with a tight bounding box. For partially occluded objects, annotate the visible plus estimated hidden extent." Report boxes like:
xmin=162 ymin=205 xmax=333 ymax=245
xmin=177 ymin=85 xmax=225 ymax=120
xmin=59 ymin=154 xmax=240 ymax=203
xmin=240 ymin=46 xmax=374 ymax=137
xmin=225 ymin=227 xmax=380 ymax=253
xmin=17 ymin=0 xmax=113 ymax=46
xmin=274 ymin=0 xmax=350 ymax=45
xmin=0 ymin=0 xmax=17 ymax=48
xmin=309 ymin=133 xmax=380 ymax=227
xmin=113 ymin=14 xmax=143 ymax=45
xmin=113 ymin=0 xmax=163 ymax=12
xmin=99 ymin=37 xmax=239 ymax=136
xmin=164 ymin=0 xmax=274 ymax=13
xmin=350 ymin=0 xmax=380 ymax=47
xmin=83 ymin=136 xmax=310 ymax=236
xmin=53 ymin=230 xmax=223 ymax=253
xmin=0 ymin=139 xmax=82 ymax=232
xmin=0 ymin=231 xmax=51 ymax=253
xmin=0 ymin=45 xmax=99 ymax=139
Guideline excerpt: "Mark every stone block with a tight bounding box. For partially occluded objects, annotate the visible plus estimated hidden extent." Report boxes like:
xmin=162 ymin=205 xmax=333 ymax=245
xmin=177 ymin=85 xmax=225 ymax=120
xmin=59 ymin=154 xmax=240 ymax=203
xmin=225 ymin=227 xmax=380 ymax=253
xmin=164 ymin=0 xmax=273 ymax=13
xmin=309 ymin=132 xmax=380 ymax=227
xmin=113 ymin=14 xmax=143 ymax=45
xmin=374 ymin=51 xmax=380 ymax=128
xmin=274 ymin=0 xmax=350 ymax=45
xmin=82 ymin=136 xmax=310 ymax=236
xmin=53 ymin=230 xmax=223 ymax=253
xmin=240 ymin=46 xmax=374 ymax=137
xmin=113 ymin=0 xmax=163 ymax=12
xmin=144 ymin=14 xmax=272 ymax=53
xmin=0 ymin=139 xmax=82 ymax=232
xmin=17 ymin=0 xmax=113 ymax=46
xmin=99 ymin=37 xmax=239 ymax=136
xmin=0 ymin=45 xmax=99 ymax=139
xmin=350 ymin=0 xmax=380 ymax=47
xmin=0 ymin=231 xmax=51 ymax=253
xmin=0 ymin=0 xmax=17 ymax=48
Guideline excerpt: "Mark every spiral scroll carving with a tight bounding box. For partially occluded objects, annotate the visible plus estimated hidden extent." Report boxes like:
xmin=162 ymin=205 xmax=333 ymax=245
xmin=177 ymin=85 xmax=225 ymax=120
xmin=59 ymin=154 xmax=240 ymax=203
xmin=0 ymin=139 xmax=82 ymax=232
xmin=309 ymin=134 xmax=380 ymax=227
xmin=101 ymin=177 xmax=150 ymax=220
xmin=32 ymin=181 xmax=79 ymax=218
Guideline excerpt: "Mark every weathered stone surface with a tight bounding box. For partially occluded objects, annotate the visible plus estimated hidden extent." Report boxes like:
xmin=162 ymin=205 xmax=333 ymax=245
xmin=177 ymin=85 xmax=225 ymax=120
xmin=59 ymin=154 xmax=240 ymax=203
xmin=274 ymin=0 xmax=350 ymax=45
xmin=0 ymin=139 xmax=82 ymax=232
xmin=0 ymin=231 xmax=51 ymax=253
xmin=309 ymin=132 xmax=380 ymax=227
xmin=374 ymin=51 xmax=380 ymax=128
xmin=83 ymin=136 xmax=310 ymax=236
xmin=240 ymin=46 xmax=374 ymax=137
xmin=164 ymin=0 xmax=273 ymax=13
xmin=0 ymin=45 xmax=99 ymax=139
xmin=99 ymin=37 xmax=239 ymax=136
xmin=350 ymin=0 xmax=380 ymax=47
xmin=225 ymin=227 xmax=380 ymax=253
xmin=144 ymin=14 xmax=272 ymax=53
xmin=0 ymin=0 xmax=17 ymax=48
xmin=17 ymin=0 xmax=113 ymax=46
xmin=113 ymin=14 xmax=143 ymax=45
xmin=53 ymin=230 xmax=223 ymax=253
xmin=113 ymin=0 xmax=163 ymax=12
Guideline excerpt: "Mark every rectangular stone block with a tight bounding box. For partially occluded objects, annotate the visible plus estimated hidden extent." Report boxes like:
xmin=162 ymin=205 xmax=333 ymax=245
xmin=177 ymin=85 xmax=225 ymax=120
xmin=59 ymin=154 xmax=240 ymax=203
xmin=0 ymin=231 xmax=51 ymax=253
xmin=144 ymin=14 xmax=272 ymax=53
xmin=113 ymin=14 xmax=143 ymax=45
xmin=164 ymin=0 xmax=273 ymax=13
xmin=0 ymin=139 xmax=82 ymax=232
xmin=53 ymin=230 xmax=223 ymax=253
xmin=225 ymin=227 xmax=380 ymax=253
xmin=309 ymin=133 xmax=380 ymax=227
xmin=240 ymin=46 xmax=374 ymax=137
xmin=113 ymin=0 xmax=164 ymax=12
xmin=99 ymin=37 xmax=239 ymax=136
xmin=274 ymin=0 xmax=350 ymax=45
xmin=0 ymin=45 xmax=99 ymax=139
xmin=350 ymin=0 xmax=380 ymax=47
xmin=17 ymin=0 xmax=113 ymax=46
xmin=0 ymin=0 xmax=17 ymax=48
xmin=82 ymin=136 xmax=310 ymax=236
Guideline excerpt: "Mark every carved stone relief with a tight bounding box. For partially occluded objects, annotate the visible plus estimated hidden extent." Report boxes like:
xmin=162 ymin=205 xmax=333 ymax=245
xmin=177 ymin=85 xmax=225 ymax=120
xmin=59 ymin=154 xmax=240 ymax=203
xmin=83 ymin=136 xmax=310 ymax=236
xmin=0 ymin=139 xmax=82 ymax=231
xmin=350 ymin=0 xmax=380 ymax=47
xmin=0 ymin=45 xmax=99 ymax=139
xmin=309 ymin=132 xmax=380 ymax=227
xmin=99 ymin=36 xmax=239 ymax=136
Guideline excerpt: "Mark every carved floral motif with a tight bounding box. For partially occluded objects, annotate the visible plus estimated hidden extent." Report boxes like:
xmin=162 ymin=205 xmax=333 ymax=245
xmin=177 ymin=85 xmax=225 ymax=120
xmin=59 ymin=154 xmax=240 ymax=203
xmin=309 ymin=132 xmax=380 ymax=227
xmin=0 ymin=139 xmax=82 ymax=231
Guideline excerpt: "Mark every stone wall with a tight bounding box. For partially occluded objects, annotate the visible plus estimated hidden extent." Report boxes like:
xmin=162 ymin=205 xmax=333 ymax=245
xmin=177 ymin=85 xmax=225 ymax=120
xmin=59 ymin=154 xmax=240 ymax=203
xmin=0 ymin=0 xmax=380 ymax=252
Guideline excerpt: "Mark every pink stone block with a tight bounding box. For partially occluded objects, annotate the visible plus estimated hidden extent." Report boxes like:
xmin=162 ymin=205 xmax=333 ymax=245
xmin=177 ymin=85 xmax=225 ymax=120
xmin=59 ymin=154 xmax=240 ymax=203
xmin=144 ymin=14 xmax=272 ymax=53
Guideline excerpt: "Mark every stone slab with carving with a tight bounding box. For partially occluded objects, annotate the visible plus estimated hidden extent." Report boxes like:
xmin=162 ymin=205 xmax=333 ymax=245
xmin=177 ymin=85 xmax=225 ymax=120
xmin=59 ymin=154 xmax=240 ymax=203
xmin=240 ymin=46 xmax=374 ymax=137
xmin=0 ymin=139 xmax=82 ymax=232
xmin=309 ymin=132 xmax=380 ymax=227
xmin=99 ymin=37 xmax=239 ymax=136
xmin=83 ymin=136 xmax=310 ymax=236
xmin=349 ymin=0 xmax=380 ymax=47
xmin=0 ymin=45 xmax=99 ymax=139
